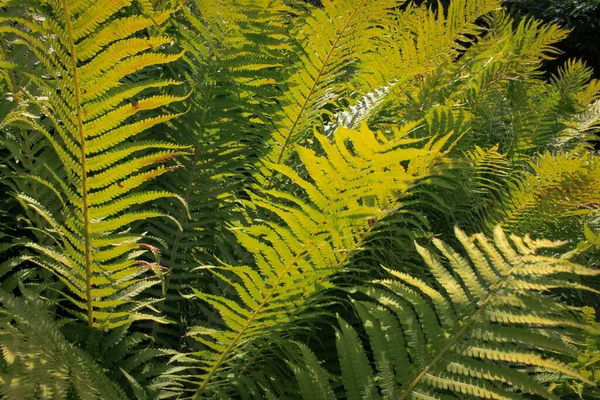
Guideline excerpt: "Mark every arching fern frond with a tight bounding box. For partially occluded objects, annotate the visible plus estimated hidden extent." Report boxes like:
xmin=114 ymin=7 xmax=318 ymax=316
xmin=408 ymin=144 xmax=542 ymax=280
xmin=0 ymin=0 xmax=188 ymax=329
xmin=259 ymin=0 xmax=403 ymax=182
xmin=260 ymin=0 xmax=502 ymax=183
xmin=181 ymin=115 xmax=463 ymax=397
xmin=293 ymin=226 xmax=600 ymax=399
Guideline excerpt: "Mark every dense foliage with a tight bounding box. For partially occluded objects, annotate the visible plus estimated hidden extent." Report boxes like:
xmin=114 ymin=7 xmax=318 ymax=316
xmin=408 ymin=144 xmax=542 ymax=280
xmin=505 ymin=0 xmax=600 ymax=78
xmin=0 ymin=0 xmax=599 ymax=399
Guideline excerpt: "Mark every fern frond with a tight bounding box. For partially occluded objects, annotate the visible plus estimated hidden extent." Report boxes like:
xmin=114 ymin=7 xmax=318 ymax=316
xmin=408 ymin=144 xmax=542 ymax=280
xmin=182 ymin=116 xmax=460 ymax=396
xmin=140 ymin=0 xmax=297 ymax=345
xmin=293 ymin=226 xmax=599 ymax=399
xmin=0 ymin=290 xmax=127 ymax=399
xmin=0 ymin=0 xmax=188 ymax=329
xmin=258 ymin=0 xmax=404 ymax=182
xmin=496 ymin=152 xmax=600 ymax=236
xmin=559 ymin=99 xmax=600 ymax=147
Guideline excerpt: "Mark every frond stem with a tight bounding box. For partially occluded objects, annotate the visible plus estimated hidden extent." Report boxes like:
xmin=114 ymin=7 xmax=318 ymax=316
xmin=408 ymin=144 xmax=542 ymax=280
xmin=197 ymin=163 xmax=389 ymax=394
xmin=61 ymin=0 xmax=94 ymax=328
xmin=399 ymin=256 xmax=514 ymax=399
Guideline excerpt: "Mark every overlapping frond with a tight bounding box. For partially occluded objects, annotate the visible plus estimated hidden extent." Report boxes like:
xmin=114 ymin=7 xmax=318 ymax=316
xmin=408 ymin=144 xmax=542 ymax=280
xmin=144 ymin=0 xmax=296 ymax=345
xmin=258 ymin=0 xmax=403 ymax=182
xmin=0 ymin=290 xmax=127 ymax=399
xmin=559 ymin=99 xmax=600 ymax=148
xmin=371 ymin=10 xmax=570 ymax=138
xmin=0 ymin=0 xmax=188 ymax=329
xmin=495 ymin=152 xmax=600 ymax=237
xmin=180 ymin=117 xmax=460 ymax=397
xmin=362 ymin=1 xmax=501 ymax=130
xmin=293 ymin=226 xmax=600 ymax=399
xmin=369 ymin=11 xmax=599 ymax=242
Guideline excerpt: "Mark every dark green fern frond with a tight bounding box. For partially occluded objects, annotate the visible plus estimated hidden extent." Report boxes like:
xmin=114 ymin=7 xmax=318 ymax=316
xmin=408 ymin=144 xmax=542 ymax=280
xmin=293 ymin=226 xmax=600 ymax=399
xmin=0 ymin=290 xmax=127 ymax=399
xmin=143 ymin=0 xmax=296 ymax=345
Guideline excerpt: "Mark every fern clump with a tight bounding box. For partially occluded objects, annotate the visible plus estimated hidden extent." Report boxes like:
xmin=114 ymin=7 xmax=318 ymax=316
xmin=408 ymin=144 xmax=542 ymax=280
xmin=0 ymin=0 xmax=598 ymax=399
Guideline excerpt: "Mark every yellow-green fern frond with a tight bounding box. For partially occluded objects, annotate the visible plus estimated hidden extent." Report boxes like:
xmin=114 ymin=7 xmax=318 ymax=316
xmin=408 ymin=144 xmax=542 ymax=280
xmin=0 ymin=0 xmax=188 ymax=329
xmin=293 ymin=226 xmax=599 ymax=399
xmin=559 ymin=99 xmax=600 ymax=148
xmin=496 ymin=152 xmax=600 ymax=236
xmin=361 ymin=0 xmax=501 ymax=116
xmin=182 ymin=115 xmax=461 ymax=397
xmin=260 ymin=0 xmax=501 ymax=183
xmin=259 ymin=0 xmax=404 ymax=182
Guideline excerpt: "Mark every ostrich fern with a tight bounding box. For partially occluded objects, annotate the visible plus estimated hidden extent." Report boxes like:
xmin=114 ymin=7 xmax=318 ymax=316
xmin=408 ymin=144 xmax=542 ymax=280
xmin=0 ymin=0 xmax=189 ymax=329
xmin=0 ymin=0 xmax=599 ymax=399
xmin=293 ymin=227 xmax=600 ymax=399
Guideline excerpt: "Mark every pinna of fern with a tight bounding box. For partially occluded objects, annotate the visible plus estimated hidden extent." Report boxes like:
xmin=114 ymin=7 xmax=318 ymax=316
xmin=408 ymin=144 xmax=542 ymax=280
xmin=293 ymin=226 xmax=600 ymax=400
xmin=0 ymin=0 xmax=189 ymax=329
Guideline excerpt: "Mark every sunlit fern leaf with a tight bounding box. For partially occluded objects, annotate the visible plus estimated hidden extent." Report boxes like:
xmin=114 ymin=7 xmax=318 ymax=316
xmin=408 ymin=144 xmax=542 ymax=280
xmin=180 ymin=116 xmax=462 ymax=397
xmin=293 ymin=226 xmax=600 ymax=399
xmin=362 ymin=0 xmax=501 ymax=130
xmin=258 ymin=0 xmax=405 ymax=183
xmin=373 ymin=10 xmax=573 ymax=139
xmin=494 ymin=152 xmax=600 ymax=237
xmin=0 ymin=289 xmax=127 ymax=399
xmin=0 ymin=0 xmax=189 ymax=329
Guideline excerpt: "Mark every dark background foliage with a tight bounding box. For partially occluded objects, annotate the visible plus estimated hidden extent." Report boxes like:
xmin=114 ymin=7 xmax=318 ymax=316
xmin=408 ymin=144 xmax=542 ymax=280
xmin=303 ymin=0 xmax=600 ymax=77
xmin=504 ymin=0 xmax=600 ymax=78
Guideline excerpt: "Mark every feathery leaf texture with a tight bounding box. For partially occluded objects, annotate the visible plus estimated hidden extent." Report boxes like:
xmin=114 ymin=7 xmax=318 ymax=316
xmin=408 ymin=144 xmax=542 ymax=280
xmin=143 ymin=0 xmax=297 ymax=345
xmin=182 ymin=118 xmax=460 ymax=396
xmin=0 ymin=1 xmax=599 ymax=399
xmin=0 ymin=0 xmax=188 ymax=329
xmin=497 ymin=152 xmax=600 ymax=235
xmin=259 ymin=0 xmax=501 ymax=182
xmin=294 ymin=226 xmax=600 ymax=399
xmin=0 ymin=290 xmax=127 ymax=399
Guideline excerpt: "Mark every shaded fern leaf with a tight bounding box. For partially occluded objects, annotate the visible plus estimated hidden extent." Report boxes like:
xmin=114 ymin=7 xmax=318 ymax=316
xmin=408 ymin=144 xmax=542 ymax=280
xmin=144 ymin=0 xmax=295 ymax=345
xmin=0 ymin=290 xmax=127 ymax=399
